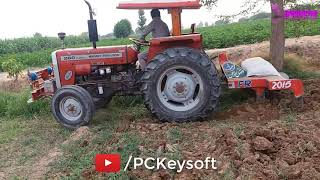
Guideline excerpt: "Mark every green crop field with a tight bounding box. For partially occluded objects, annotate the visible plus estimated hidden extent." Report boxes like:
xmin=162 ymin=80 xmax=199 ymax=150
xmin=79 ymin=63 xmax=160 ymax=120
xmin=199 ymin=19 xmax=320 ymax=49
xmin=0 ymin=18 xmax=319 ymax=71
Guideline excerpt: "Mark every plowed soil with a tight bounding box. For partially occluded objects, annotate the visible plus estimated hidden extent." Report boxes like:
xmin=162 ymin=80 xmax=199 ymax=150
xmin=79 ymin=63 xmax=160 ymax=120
xmin=120 ymin=79 xmax=320 ymax=180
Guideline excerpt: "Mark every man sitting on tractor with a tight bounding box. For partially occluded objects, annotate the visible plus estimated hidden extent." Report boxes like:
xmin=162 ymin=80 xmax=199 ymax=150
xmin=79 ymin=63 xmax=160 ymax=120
xmin=138 ymin=9 xmax=170 ymax=69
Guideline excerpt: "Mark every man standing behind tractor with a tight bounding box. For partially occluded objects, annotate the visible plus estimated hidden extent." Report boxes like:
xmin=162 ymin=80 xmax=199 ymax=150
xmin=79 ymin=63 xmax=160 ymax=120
xmin=138 ymin=9 xmax=170 ymax=69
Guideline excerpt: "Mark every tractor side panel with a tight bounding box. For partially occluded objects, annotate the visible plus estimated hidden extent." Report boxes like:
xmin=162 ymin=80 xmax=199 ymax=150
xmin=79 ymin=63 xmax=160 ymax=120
xmin=55 ymin=46 xmax=137 ymax=86
xmin=147 ymin=34 xmax=202 ymax=61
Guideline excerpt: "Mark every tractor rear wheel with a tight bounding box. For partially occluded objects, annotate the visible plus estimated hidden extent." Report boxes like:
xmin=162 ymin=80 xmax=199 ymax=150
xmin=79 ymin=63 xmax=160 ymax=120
xmin=51 ymin=85 xmax=95 ymax=129
xmin=141 ymin=48 xmax=221 ymax=122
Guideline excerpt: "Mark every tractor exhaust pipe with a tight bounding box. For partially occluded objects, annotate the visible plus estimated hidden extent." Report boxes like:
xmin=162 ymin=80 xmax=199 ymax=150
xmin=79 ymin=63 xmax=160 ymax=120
xmin=84 ymin=0 xmax=99 ymax=49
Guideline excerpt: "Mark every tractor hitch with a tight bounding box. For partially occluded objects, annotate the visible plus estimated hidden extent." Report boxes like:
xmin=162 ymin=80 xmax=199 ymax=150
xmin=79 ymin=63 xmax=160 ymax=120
xmin=28 ymin=66 xmax=56 ymax=103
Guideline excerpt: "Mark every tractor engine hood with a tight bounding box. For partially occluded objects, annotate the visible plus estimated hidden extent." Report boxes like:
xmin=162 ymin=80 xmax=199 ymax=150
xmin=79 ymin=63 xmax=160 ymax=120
xmin=53 ymin=45 xmax=137 ymax=65
xmin=51 ymin=45 xmax=138 ymax=87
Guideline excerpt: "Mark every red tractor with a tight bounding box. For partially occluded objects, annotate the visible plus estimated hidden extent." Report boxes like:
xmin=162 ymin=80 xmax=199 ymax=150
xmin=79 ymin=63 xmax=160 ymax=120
xmin=28 ymin=0 xmax=303 ymax=129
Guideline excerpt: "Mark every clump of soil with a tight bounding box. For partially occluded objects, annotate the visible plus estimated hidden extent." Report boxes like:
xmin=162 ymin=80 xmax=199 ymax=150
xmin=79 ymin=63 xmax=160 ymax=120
xmin=215 ymin=101 xmax=281 ymax=122
xmin=212 ymin=125 xmax=320 ymax=179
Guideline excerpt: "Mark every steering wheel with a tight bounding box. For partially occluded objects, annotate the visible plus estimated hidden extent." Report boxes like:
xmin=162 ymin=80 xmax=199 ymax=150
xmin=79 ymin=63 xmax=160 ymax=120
xmin=129 ymin=38 xmax=150 ymax=46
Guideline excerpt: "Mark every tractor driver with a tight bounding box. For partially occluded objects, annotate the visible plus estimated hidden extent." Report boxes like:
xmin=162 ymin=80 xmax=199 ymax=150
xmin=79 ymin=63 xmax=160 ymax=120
xmin=138 ymin=9 xmax=170 ymax=69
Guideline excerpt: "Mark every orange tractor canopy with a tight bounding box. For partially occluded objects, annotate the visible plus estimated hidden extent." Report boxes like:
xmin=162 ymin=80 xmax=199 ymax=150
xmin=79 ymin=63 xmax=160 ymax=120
xmin=118 ymin=0 xmax=201 ymax=36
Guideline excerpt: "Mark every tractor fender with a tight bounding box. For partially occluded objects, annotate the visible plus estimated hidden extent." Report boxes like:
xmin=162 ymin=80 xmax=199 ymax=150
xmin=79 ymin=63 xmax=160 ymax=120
xmin=147 ymin=34 xmax=202 ymax=61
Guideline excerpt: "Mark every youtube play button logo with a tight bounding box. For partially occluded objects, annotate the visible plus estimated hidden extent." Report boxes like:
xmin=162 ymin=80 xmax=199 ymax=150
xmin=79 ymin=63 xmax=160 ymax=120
xmin=95 ymin=154 xmax=121 ymax=173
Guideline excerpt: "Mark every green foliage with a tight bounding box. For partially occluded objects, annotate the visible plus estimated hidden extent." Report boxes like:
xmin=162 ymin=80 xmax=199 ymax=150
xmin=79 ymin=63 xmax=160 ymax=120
xmin=238 ymin=17 xmax=249 ymax=22
xmin=199 ymin=18 xmax=320 ymax=49
xmin=53 ymin=140 xmax=99 ymax=179
xmin=285 ymin=19 xmax=319 ymax=38
xmin=200 ymin=19 xmax=271 ymax=49
xmin=33 ymin=32 xmax=43 ymax=38
xmin=0 ymin=18 xmax=319 ymax=71
xmin=200 ymin=0 xmax=218 ymax=8
xmin=0 ymin=38 xmax=131 ymax=70
xmin=283 ymin=55 xmax=320 ymax=79
xmin=137 ymin=9 xmax=147 ymax=33
xmin=198 ymin=21 xmax=204 ymax=28
xmin=289 ymin=2 xmax=320 ymax=10
xmin=1 ymin=58 xmax=23 ymax=80
xmin=0 ymin=92 xmax=14 ymax=116
xmin=239 ymin=12 xmax=271 ymax=22
xmin=215 ymin=18 xmax=231 ymax=26
xmin=0 ymin=90 xmax=50 ymax=118
xmin=167 ymin=127 xmax=182 ymax=143
xmin=250 ymin=12 xmax=271 ymax=20
xmin=0 ymin=36 xmax=88 ymax=55
xmin=0 ymin=50 xmax=52 ymax=70
xmin=112 ymin=96 xmax=143 ymax=108
xmin=96 ymin=38 xmax=131 ymax=47
xmin=113 ymin=19 xmax=133 ymax=38
xmin=51 ymin=117 xmax=142 ymax=179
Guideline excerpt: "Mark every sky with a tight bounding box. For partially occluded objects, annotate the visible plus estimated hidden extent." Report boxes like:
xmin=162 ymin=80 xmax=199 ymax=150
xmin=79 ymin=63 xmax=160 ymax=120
xmin=0 ymin=0 xmax=272 ymax=39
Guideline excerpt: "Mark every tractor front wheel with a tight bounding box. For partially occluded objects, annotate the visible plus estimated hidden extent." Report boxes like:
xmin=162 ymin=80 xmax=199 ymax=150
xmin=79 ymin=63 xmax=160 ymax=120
xmin=51 ymin=85 xmax=95 ymax=129
xmin=141 ymin=48 xmax=221 ymax=122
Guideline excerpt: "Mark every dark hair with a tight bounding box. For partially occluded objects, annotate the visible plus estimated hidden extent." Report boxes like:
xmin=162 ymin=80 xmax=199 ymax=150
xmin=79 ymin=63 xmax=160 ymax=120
xmin=151 ymin=9 xmax=161 ymax=18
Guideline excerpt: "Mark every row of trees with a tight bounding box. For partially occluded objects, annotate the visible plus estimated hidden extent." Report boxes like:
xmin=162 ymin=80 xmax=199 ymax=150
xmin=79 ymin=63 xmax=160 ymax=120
xmin=238 ymin=12 xmax=271 ymax=22
xmin=197 ymin=11 xmax=272 ymax=27
xmin=113 ymin=19 xmax=133 ymax=38
xmin=197 ymin=22 xmax=211 ymax=27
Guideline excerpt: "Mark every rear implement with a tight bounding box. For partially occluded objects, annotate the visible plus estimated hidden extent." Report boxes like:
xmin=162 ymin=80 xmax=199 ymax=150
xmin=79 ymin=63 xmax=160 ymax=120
xmin=218 ymin=52 xmax=304 ymax=100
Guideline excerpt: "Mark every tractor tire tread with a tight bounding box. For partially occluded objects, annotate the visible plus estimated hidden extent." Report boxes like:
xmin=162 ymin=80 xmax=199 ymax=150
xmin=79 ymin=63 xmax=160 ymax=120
xmin=51 ymin=85 xmax=95 ymax=129
xmin=141 ymin=47 xmax=221 ymax=123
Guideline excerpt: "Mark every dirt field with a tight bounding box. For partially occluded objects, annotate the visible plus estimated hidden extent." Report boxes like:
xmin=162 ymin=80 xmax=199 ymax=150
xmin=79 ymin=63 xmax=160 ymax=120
xmin=0 ymin=36 xmax=319 ymax=179
xmin=120 ymin=78 xmax=320 ymax=179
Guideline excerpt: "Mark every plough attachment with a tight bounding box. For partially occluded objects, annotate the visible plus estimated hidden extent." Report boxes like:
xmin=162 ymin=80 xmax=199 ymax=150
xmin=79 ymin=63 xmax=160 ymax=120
xmin=218 ymin=53 xmax=304 ymax=99
xmin=28 ymin=66 xmax=55 ymax=103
